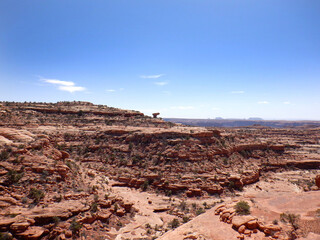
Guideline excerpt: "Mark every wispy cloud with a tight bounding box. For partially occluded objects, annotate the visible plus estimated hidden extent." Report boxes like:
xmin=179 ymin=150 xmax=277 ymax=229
xmin=41 ymin=78 xmax=86 ymax=93
xmin=231 ymin=90 xmax=245 ymax=94
xmin=170 ymin=106 xmax=194 ymax=110
xmin=212 ymin=107 xmax=220 ymax=111
xmin=106 ymin=89 xmax=116 ymax=92
xmin=258 ymin=101 xmax=269 ymax=104
xmin=140 ymin=74 xmax=165 ymax=79
xmin=43 ymin=79 xmax=74 ymax=86
xmin=154 ymin=81 xmax=168 ymax=86
xmin=58 ymin=86 xmax=86 ymax=92
xmin=283 ymin=101 xmax=291 ymax=105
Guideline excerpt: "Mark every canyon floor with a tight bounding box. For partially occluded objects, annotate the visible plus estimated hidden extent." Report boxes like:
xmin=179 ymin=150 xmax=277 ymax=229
xmin=0 ymin=101 xmax=319 ymax=240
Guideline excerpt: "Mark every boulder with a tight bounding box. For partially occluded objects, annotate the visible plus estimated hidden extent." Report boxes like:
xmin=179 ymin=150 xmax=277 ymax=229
xmin=246 ymin=219 xmax=258 ymax=230
xmin=10 ymin=221 xmax=32 ymax=233
xmin=238 ymin=225 xmax=246 ymax=234
xmin=202 ymin=185 xmax=223 ymax=194
xmin=0 ymin=217 xmax=18 ymax=230
xmin=96 ymin=210 xmax=112 ymax=222
xmin=232 ymin=215 xmax=256 ymax=229
xmin=79 ymin=212 xmax=96 ymax=224
xmin=186 ymin=189 xmax=203 ymax=197
xmin=220 ymin=212 xmax=230 ymax=222
xmin=17 ymin=226 xmax=46 ymax=239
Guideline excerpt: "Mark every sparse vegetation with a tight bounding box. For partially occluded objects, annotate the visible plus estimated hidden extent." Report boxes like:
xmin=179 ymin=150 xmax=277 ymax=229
xmin=6 ymin=170 xmax=23 ymax=185
xmin=90 ymin=202 xmax=98 ymax=212
xmin=169 ymin=218 xmax=180 ymax=229
xmin=196 ymin=207 xmax=205 ymax=216
xmin=0 ymin=232 xmax=13 ymax=240
xmin=0 ymin=150 xmax=9 ymax=161
xmin=182 ymin=216 xmax=190 ymax=223
xmin=28 ymin=188 xmax=45 ymax=203
xmin=280 ymin=212 xmax=300 ymax=230
xmin=235 ymin=201 xmax=250 ymax=215
xmin=70 ymin=219 xmax=82 ymax=235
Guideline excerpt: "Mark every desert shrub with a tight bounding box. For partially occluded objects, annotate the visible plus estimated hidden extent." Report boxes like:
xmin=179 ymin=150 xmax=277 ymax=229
xmin=104 ymin=193 xmax=109 ymax=200
xmin=93 ymin=194 xmax=99 ymax=202
xmin=235 ymin=201 xmax=250 ymax=215
xmin=53 ymin=195 xmax=62 ymax=202
xmin=77 ymin=110 xmax=83 ymax=116
xmin=141 ymin=180 xmax=149 ymax=191
xmin=114 ymin=203 xmax=119 ymax=212
xmin=196 ymin=207 xmax=205 ymax=216
xmin=70 ymin=219 xmax=82 ymax=234
xmin=179 ymin=201 xmax=188 ymax=212
xmin=6 ymin=170 xmax=23 ymax=185
xmin=228 ymin=181 xmax=243 ymax=191
xmin=0 ymin=232 xmax=13 ymax=240
xmin=0 ymin=150 xmax=9 ymax=161
xmin=28 ymin=188 xmax=45 ymax=203
xmin=280 ymin=212 xmax=300 ymax=230
xmin=169 ymin=218 xmax=180 ymax=229
xmin=21 ymin=197 xmax=28 ymax=204
xmin=90 ymin=202 xmax=98 ymax=213
xmin=222 ymin=157 xmax=229 ymax=165
xmin=182 ymin=216 xmax=190 ymax=223
xmin=53 ymin=216 xmax=60 ymax=226
xmin=165 ymin=189 xmax=172 ymax=196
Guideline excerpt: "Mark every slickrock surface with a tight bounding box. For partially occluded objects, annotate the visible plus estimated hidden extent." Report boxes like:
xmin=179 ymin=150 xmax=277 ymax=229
xmin=0 ymin=101 xmax=319 ymax=239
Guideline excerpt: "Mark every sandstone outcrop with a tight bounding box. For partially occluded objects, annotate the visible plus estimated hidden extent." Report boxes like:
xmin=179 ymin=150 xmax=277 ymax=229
xmin=1 ymin=101 xmax=319 ymax=240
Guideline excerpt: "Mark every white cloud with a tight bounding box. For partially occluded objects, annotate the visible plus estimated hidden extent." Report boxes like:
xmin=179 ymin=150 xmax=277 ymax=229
xmin=41 ymin=77 xmax=86 ymax=93
xmin=231 ymin=90 xmax=245 ymax=94
xmin=154 ymin=81 xmax=168 ymax=86
xmin=170 ymin=106 xmax=194 ymax=110
xmin=258 ymin=101 xmax=269 ymax=104
xmin=212 ymin=107 xmax=220 ymax=111
xmin=140 ymin=74 xmax=165 ymax=79
xmin=58 ymin=86 xmax=86 ymax=93
xmin=43 ymin=79 xmax=75 ymax=86
xmin=106 ymin=89 xmax=116 ymax=92
xmin=283 ymin=101 xmax=291 ymax=105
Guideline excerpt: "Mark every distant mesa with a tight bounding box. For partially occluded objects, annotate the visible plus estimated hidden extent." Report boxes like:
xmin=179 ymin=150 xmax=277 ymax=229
xmin=248 ymin=117 xmax=263 ymax=121
xmin=215 ymin=117 xmax=224 ymax=120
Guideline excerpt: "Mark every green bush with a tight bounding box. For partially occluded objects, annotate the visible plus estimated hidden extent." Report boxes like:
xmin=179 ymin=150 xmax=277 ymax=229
xmin=234 ymin=201 xmax=250 ymax=215
xmin=280 ymin=212 xmax=300 ymax=230
xmin=0 ymin=150 xmax=9 ymax=161
xmin=141 ymin=180 xmax=149 ymax=191
xmin=90 ymin=202 xmax=98 ymax=213
xmin=53 ymin=216 xmax=60 ymax=226
xmin=196 ymin=207 xmax=205 ymax=216
xmin=169 ymin=218 xmax=180 ymax=229
xmin=28 ymin=188 xmax=45 ymax=203
xmin=0 ymin=232 xmax=13 ymax=240
xmin=70 ymin=219 xmax=82 ymax=234
xmin=6 ymin=170 xmax=23 ymax=185
xmin=182 ymin=216 xmax=190 ymax=223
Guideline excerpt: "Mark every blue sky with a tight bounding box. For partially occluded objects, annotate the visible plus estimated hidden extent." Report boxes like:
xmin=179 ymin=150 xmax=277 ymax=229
xmin=1 ymin=0 xmax=320 ymax=120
